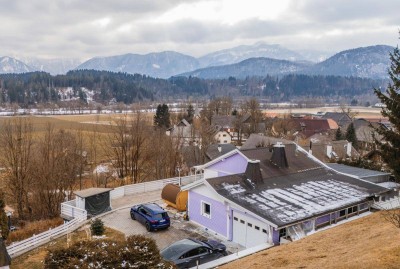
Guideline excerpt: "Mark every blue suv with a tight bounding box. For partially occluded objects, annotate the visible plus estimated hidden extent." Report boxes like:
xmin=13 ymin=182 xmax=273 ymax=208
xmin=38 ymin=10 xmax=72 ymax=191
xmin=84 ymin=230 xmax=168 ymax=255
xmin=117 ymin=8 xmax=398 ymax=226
xmin=130 ymin=203 xmax=170 ymax=231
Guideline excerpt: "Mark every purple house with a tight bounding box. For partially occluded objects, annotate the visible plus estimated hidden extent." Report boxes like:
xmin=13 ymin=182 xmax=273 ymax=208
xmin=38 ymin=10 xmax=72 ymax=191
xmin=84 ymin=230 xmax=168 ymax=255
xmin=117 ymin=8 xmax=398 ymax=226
xmin=183 ymin=142 xmax=389 ymax=248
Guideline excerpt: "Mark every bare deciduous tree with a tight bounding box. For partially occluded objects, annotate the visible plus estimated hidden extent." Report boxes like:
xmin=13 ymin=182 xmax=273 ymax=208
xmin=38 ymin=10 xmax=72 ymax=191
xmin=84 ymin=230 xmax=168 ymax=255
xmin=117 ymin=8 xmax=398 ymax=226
xmin=32 ymin=124 xmax=83 ymax=218
xmin=0 ymin=118 xmax=33 ymax=220
xmin=106 ymin=112 xmax=150 ymax=184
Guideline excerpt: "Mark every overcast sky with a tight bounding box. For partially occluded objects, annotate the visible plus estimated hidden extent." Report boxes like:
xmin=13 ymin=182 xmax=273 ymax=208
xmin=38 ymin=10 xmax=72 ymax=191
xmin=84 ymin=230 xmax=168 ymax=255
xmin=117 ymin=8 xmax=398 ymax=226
xmin=1 ymin=0 xmax=399 ymax=61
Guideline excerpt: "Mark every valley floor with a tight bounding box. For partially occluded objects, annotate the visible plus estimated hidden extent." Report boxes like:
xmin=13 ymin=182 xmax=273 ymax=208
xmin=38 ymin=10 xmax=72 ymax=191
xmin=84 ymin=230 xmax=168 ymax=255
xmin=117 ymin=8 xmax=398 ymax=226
xmin=221 ymin=211 xmax=400 ymax=269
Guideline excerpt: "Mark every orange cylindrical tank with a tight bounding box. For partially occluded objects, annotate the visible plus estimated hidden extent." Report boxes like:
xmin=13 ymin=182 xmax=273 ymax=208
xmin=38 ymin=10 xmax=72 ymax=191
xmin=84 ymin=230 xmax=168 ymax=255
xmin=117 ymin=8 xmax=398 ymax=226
xmin=161 ymin=184 xmax=188 ymax=211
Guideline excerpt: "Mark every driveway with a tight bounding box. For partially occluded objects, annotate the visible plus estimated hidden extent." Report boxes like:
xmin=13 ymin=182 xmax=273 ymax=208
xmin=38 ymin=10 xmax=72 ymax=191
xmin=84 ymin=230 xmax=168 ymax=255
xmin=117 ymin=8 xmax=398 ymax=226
xmin=101 ymin=199 xmax=244 ymax=253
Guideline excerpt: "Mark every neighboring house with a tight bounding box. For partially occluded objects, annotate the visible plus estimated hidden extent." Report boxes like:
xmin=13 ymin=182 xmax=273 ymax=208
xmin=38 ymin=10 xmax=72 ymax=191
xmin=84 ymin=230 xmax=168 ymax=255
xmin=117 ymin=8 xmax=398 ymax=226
xmin=215 ymin=130 xmax=232 ymax=144
xmin=167 ymin=119 xmax=198 ymax=146
xmin=183 ymin=142 xmax=389 ymax=248
xmin=322 ymin=112 xmax=352 ymax=129
xmin=211 ymin=114 xmax=264 ymax=144
xmin=304 ymin=140 xmax=359 ymax=162
xmin=291 ymin=118 xmax=338 ymax=138
xmin=205 ymin=144 xmax=236 ymax=161
xmin=353 ymin=118 xmax=389 ymax=153
xmin=241 ymin=134 xmax=293 ymax=150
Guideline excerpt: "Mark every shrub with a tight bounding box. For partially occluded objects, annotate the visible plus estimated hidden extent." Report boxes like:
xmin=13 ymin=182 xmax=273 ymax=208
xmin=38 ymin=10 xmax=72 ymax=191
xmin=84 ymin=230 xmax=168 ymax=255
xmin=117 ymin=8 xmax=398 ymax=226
xmin=7 ymin=218 xmax=64 ymax=244
xmin=44 ymin=235 xmax=176 ymax=269
xmin=90 ymin=218 xmax=105 ymax=236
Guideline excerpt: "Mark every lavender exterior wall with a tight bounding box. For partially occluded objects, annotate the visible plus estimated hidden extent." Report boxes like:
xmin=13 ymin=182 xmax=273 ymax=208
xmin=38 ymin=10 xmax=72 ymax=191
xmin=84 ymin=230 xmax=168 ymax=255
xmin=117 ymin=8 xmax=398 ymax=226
xmin=188 ymin=190 xmax=227 ymax=237
xmin=315 ymin=214 xmax=330 ymax=225
xmin=359 ymin=202 xmax=369 ymax=210
xmin=207 ymin=154 xmax=248 ymax=175
xmin=272 ymin=228 xmax=280 ymax=245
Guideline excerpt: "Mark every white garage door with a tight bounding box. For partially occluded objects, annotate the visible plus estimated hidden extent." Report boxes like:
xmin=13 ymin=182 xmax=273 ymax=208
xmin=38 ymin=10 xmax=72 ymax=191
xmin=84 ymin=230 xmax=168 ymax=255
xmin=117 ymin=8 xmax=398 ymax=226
xmin=232 ymin=211 xmax=269 ymax=248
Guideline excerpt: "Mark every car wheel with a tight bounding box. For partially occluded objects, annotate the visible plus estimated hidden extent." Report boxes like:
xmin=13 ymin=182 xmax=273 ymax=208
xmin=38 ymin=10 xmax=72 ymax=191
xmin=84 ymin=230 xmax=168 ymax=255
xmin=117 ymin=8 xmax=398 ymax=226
xmin=145 ymin=222 xmax=151 ymax=232
xmin=130 ymin=212 xmax=136 ymax=220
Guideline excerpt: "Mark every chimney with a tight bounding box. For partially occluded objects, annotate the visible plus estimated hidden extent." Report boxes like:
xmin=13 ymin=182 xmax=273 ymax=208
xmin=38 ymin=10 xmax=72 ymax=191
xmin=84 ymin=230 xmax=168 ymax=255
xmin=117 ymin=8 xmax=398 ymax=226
xmin=326 ymin=145 xmax=332 ymax=158
xmin=244 ymin=159 xmax=263 ymax=187
xmin=270 ymin=142 xmax=288 ymax=168
xmin=218 ymin=144 xmax=222 ymax=153
xmin=346 ymin=142 xmax=352 ymax=157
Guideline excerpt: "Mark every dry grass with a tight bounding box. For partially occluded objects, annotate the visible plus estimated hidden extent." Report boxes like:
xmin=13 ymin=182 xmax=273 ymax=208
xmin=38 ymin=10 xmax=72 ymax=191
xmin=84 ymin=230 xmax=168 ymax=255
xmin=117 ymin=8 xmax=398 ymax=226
xmin=221 ymin=212 xmax=400 ymax=269
xmin=7 ymin=218 xmax=64 ymax=244
xmin=11 ymin=226 xmax=126 ymax=269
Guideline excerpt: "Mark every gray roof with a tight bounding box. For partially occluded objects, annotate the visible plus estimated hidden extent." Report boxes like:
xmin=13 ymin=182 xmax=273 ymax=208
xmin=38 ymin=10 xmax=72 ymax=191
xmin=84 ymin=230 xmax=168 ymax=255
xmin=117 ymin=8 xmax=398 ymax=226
xmin=322 ymin=112 xmax=352 ymax=127
xmin=206 ymin=144 xmax=236 ymax=160
xmin=74 ymin=188 xmax=113 ymax=198
xmin=207 ymin=167 xmax=388 ymax=227
xmin=240 ymin=134 xmax=293 ymax=150
xmin=326 ymin=163 xmax=391 ymax=179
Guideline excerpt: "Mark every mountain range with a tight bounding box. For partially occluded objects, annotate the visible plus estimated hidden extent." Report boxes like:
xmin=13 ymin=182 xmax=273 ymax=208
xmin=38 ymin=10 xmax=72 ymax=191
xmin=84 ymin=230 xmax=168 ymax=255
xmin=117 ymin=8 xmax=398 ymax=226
xmin=0 ymin=43 xmax=394 ymax=80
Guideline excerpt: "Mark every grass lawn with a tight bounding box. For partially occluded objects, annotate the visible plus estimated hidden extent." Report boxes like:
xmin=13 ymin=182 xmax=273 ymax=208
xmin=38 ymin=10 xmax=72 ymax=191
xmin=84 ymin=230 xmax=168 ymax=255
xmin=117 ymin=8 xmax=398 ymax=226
xmin=221 ymin=212 xmax=400 ymax=269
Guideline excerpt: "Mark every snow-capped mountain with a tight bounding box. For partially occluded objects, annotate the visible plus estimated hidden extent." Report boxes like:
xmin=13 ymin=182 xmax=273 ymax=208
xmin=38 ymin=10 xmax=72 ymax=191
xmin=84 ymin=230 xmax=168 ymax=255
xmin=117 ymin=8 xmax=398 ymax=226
xmin=17 ymin=57 xmax=82 ymax=75
xmin=179 ymin=45 xmax=393 ymax=79
xmin=0 ymin=56 xmax=37 ymax=74
xmin=76 ymin=51 xmax=200 ymax=79
xmin=180 ymin=57 xmax=310 ymax=79
xmin=198 ymin=42 xmax=305 ymax=67
xmin=305 ymin=45 xmax=393 ymax=79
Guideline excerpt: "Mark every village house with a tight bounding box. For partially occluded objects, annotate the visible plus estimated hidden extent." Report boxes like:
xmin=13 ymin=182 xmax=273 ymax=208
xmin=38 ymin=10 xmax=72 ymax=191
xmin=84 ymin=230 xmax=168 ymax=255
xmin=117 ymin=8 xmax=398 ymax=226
xmin=183 ymin=141 xmax=390 ymax=248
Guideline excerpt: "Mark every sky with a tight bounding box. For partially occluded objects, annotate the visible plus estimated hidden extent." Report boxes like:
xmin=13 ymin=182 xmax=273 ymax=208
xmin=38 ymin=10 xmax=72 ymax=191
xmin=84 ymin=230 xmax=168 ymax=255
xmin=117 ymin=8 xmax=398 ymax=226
xmin=1 ymin=0 xmax=399 ymax=61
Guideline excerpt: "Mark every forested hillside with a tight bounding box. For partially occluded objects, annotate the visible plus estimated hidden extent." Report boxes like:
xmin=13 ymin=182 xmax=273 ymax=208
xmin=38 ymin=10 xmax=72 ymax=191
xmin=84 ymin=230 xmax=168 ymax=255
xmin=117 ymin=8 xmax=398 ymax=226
xmin=0 ymin=70 xmax=387 ymax=106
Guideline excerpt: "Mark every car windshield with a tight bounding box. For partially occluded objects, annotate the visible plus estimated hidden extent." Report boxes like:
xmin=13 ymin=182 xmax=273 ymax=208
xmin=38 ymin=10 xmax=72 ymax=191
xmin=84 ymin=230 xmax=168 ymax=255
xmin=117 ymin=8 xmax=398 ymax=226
xmin=153 ymin=212 xmax=168 ymax=220
xmin=161 ymin=239 xmax=201 ymax=260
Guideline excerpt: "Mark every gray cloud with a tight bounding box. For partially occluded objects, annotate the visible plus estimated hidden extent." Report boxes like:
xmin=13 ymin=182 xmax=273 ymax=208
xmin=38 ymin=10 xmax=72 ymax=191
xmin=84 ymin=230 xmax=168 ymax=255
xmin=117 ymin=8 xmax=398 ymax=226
xmin=0 ymin=0 xmax=398 ymax=60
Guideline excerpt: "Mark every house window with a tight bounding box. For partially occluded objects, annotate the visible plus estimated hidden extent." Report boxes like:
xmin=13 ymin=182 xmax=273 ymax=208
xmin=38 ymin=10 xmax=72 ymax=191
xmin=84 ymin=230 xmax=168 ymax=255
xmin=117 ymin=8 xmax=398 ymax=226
xmin=248 ymin=223 xmax=252 ymax=228
xmin=255 ymin=226 xmax=260 ymax=230
xmin=279 ymin=228 xmax=287 ymax=238
xmin=201 ymin=201 xmax=211 ymax=218
xmin=234 ymin=217 xmax=238 ymax=221
xmin=339 ymin=209 xmax=346 ymax=217
xmin=348 ymin=206 xmax=358 ymax=214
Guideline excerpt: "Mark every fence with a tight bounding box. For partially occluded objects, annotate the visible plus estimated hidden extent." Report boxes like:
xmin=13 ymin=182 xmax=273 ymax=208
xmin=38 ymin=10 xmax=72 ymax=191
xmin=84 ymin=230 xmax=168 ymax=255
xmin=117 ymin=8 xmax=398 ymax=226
xmin=6 ymin=217 xmax=85 ymax=258
xmin=8 ymin=173 xmax=202 ymax=258
xmin=61 ymin=201 xmax=88 ymax=220
xmin=110 ymin=174 xmax=200 ymax=199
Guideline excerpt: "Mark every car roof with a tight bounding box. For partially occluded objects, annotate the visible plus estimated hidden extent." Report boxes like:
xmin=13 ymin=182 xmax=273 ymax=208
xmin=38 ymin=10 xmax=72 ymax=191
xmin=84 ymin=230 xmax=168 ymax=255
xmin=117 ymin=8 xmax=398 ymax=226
xmin=142 ymin=203 xmax=166 ymax=214
xmin=161 ymin=238 xmax=207 ymax=260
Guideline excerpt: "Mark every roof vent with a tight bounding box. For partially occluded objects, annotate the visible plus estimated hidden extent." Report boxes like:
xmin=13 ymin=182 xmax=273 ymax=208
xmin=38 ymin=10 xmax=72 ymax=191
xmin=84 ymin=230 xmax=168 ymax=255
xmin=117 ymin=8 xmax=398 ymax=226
xmin=218 ymin=144 xmax=222 ymax=153
xmin=270 ymin=142 xmax=288 ymax=168
xmin=244 ymin=159 xmax=263 ymax=188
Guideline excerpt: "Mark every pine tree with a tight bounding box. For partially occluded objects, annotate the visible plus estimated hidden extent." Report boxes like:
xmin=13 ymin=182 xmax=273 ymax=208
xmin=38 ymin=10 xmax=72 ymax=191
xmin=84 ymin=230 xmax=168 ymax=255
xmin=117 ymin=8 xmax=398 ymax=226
xmin=345 ymin=122 xmax=358 ymax=149
xmin=90 ymin=218 xmax=105 ymax=236
xmin=153 ymin=104 xmax=171 ymax=128
xmin=335 ymin=127 xmax=343 ymax=140
xmin=186 ymin=104 xmax=195 ymax=123
xmin=374 ymin=44 xmax=400 ymax=181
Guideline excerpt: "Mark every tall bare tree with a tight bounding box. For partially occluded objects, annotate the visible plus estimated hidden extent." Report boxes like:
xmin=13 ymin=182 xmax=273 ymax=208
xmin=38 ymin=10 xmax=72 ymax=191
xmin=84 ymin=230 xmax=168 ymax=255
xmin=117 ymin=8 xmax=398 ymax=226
xmin=0 ymin=118 xmax=33 ymax=220
xmin=32 ymin=124 xmax=82 ymax=218
xmin=106 ymin=112 xmax=150 ymax=183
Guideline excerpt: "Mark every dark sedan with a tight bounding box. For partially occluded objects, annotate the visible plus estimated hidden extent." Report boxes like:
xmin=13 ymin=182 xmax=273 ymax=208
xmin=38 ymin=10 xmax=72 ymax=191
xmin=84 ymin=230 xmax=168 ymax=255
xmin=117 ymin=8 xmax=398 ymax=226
xmin=161 ymin=238 xmax=227 ymax=269
xmin=130 ymin=203 xmax=170 ymax=231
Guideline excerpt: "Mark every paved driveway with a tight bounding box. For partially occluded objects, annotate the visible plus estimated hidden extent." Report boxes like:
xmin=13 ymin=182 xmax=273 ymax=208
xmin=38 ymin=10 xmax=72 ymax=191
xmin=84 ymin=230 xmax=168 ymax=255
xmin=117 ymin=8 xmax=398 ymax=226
xmin=101 ymin=200 xmax=244 ymax=253
xmin=101 ymin=206 xmax=211 ymax=250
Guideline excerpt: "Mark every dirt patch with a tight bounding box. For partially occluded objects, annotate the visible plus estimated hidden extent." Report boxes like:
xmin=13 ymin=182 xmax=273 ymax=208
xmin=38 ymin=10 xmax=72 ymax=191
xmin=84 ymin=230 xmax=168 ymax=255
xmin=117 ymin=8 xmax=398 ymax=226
xmin=221 ymin=212 xmax=400 ymax=269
